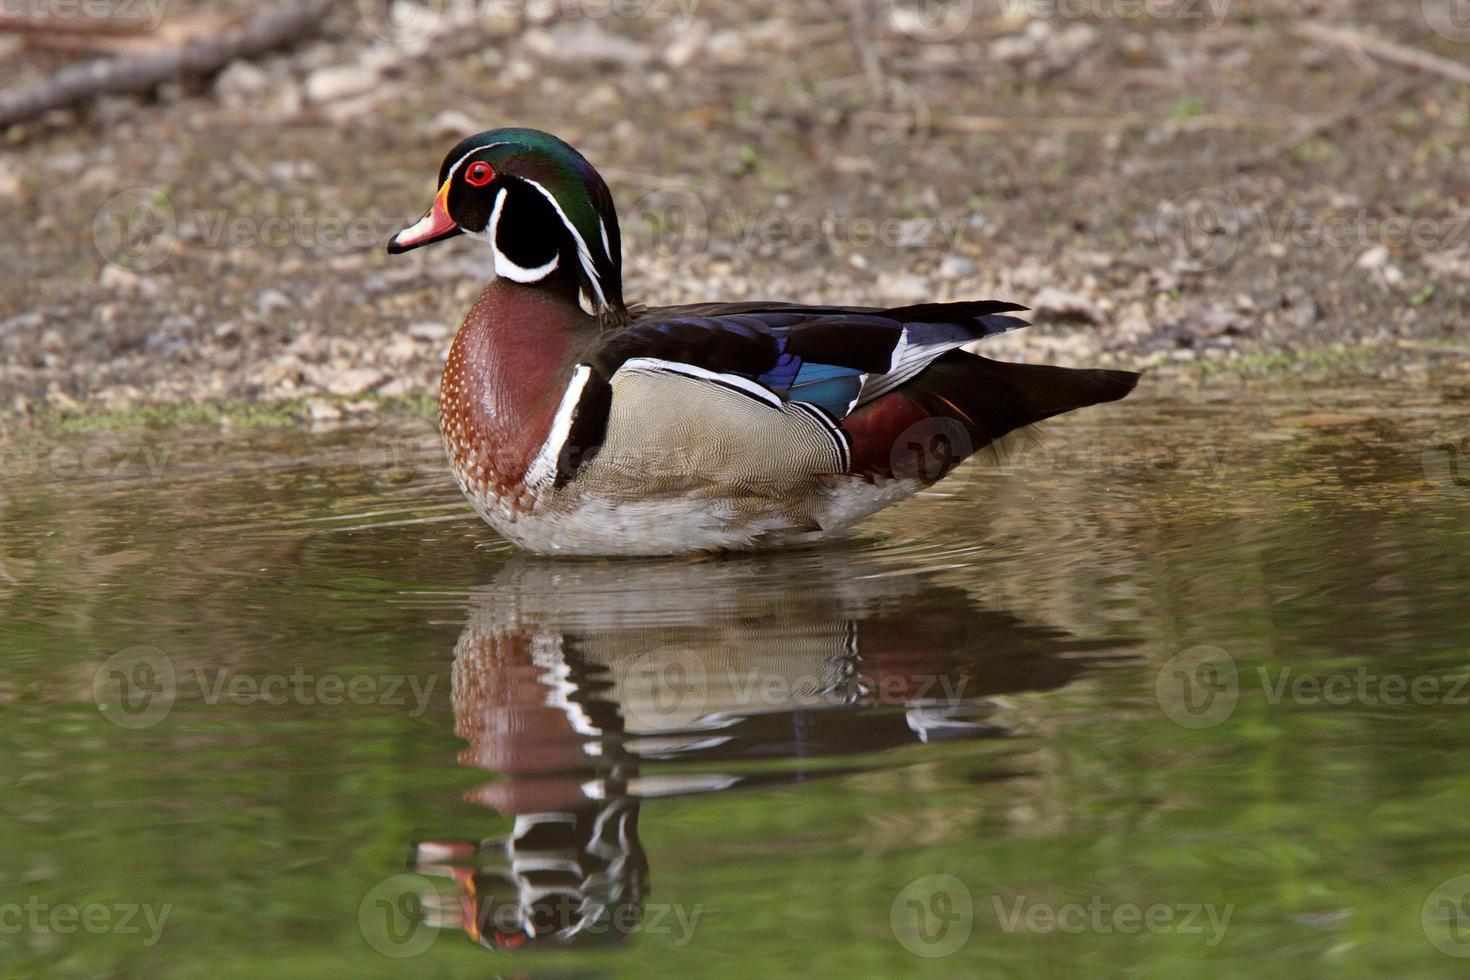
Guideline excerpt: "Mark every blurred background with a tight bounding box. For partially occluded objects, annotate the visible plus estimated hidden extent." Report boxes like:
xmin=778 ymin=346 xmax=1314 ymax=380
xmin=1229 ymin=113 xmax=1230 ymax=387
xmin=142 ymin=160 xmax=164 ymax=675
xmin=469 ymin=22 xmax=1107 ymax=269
xmin=0 ymin=0 xmax=1467 ymax=421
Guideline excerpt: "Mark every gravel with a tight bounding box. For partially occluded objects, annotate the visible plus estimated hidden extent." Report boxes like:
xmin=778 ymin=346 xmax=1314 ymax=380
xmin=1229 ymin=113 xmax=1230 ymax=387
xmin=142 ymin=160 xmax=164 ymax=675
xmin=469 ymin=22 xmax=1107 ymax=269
xmin=0 ymin=0 xmax=1466 ymax=422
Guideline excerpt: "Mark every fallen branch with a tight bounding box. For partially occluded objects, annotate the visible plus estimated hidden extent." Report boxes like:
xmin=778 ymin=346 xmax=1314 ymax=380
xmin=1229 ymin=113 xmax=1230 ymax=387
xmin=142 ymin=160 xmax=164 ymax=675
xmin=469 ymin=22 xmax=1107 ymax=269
xmin=1295 ymin=22 xmax=1470 ymax=87
xmin=0 ymin=0 xmax=332 ymax=129
xmin=0 ymin=13 xmax=155 ymax=36
xmin=4 ymin=11 xmax=236 ymax=57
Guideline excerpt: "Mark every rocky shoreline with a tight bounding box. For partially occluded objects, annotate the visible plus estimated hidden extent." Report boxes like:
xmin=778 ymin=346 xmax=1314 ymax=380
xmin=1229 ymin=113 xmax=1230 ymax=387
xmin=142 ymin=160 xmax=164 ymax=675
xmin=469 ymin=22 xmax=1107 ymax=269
xmin=2 ymin=1 xmax=1466 ymax=425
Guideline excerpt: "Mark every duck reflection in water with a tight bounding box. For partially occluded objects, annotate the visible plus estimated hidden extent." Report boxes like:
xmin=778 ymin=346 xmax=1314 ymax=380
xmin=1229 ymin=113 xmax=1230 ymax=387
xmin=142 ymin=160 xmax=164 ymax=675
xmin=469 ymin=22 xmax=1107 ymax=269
xmin=410 ymin=552 xmax=1131 ymax=951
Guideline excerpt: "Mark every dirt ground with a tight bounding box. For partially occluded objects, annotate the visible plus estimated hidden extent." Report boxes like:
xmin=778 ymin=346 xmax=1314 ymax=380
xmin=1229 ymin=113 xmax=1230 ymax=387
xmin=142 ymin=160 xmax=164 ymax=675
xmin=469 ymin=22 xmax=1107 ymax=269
xmin=1 ymin=0 xmax=1467 ymax=422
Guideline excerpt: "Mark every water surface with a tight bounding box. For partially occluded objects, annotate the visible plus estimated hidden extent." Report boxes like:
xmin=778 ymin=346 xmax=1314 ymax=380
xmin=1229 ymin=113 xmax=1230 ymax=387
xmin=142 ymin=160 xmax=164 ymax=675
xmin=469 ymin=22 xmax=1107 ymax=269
xmin=3 ymin=377 xmax=1470 ymax=977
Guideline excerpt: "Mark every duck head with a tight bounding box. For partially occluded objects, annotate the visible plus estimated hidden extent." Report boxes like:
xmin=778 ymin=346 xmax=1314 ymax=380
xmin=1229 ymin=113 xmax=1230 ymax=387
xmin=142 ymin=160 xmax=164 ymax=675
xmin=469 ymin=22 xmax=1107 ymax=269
xmin=389 ymin=127 xmax=625 ymax=320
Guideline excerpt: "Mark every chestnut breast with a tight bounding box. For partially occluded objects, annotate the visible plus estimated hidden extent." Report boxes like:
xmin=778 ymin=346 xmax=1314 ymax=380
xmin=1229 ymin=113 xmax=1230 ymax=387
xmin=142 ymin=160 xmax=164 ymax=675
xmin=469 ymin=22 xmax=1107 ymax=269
xmin=439 ymin=280 xmax=593 ymax=507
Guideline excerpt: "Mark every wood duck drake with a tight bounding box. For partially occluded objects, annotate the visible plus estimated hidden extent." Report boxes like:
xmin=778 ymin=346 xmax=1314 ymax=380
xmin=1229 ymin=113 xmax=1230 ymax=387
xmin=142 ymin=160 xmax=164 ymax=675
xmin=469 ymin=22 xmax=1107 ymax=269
xmin=388 ymin=127 xmax=1139 ymax=556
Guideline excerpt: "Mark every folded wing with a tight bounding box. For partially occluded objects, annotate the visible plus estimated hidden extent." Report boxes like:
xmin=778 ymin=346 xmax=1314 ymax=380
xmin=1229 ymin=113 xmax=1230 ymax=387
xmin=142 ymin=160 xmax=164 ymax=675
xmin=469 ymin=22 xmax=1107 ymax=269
xmin=546 ymin=299 xmax=1135 ymax=490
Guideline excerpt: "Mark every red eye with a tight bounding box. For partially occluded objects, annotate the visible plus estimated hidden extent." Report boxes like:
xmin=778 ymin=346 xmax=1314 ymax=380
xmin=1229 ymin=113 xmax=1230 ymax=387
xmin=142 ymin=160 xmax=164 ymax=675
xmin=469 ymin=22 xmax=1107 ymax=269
xmin=465 ymin=162 xmax=494 ymax=187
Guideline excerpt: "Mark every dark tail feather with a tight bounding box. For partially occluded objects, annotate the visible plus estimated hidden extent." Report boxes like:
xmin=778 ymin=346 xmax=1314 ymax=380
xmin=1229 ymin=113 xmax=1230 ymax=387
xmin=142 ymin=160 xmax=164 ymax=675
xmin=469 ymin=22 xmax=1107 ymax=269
xmin=843 ymin=351 xmax=1140 ymax=479
xmin=930 ymin=352 xmax=1140 ymax=442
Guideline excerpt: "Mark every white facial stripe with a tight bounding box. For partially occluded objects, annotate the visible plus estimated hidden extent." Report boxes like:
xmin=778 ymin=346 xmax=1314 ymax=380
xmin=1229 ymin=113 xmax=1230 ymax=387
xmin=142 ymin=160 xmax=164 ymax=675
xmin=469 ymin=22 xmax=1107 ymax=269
xmin=524 ymin=364 xmax=592 ymax=490
xmin=441 ymin=141 xmax=510 ymax=187
xmin=520 ymin=176 xmax=608 ymax=312
xmin=489 ymin=187 xmax=561 ymax=283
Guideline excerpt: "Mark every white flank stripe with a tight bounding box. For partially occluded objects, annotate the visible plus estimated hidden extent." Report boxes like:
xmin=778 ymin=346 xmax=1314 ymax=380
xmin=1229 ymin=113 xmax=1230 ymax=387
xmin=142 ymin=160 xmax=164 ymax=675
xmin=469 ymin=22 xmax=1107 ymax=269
xmin=521 ymin=176 xmax=609 ymax=313
xmin=489 ymin=187 xmax=561 ymax=282
xmin=791 ymin=401 xmax=852 ymax=472
xmin=524 ymin=364 xmax=592 ymax=490
xmin=620 ymin=357 xmax=783 ymax=409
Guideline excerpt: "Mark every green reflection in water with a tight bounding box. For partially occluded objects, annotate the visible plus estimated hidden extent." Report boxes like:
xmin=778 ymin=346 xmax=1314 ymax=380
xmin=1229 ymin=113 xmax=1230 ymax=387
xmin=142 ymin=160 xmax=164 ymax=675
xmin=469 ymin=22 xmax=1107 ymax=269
xmin=2 ymin=379 xmax=1469 ymax=977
